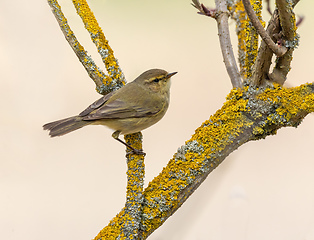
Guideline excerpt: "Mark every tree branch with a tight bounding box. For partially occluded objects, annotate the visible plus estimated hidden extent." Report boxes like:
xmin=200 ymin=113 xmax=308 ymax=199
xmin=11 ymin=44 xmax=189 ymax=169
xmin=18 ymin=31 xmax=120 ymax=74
xmin=48 ymin=3 xmax=145 ymax=237
xmin=242 ymin=0 xmax=287 ymax=57
xmin=48 ymin=1 xmax=310 ymax=239
xmin=215 ymin=0 xmax=243 ymax=88
xmin=251 ymin=9 xmax=281 ymax=86
xmin=292 ymin=0 xmax=301 ymax=8
xmin=47 ymin=0 xmax=121 ymax=95
xmin=269 ymin=0 xmax=299 ymax=85
xmin=192 ymin=0 xmax=242 ymax=88
xmin=71 ymin=0 xmax=126 ymax=94
xmin=94 ymin=83 xmax=314 ymax=239
xmin=229 ymin=0 xmax=262 ymax=80
xmin=276 ymin=0 xmax=296 ymax=41
xmin=118 ymin=133 xmax=145 ymax=239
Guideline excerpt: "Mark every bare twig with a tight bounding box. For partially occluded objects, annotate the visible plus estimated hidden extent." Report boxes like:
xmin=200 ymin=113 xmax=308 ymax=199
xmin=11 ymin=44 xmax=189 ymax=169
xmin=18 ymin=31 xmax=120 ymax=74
xmin=191 ymin=0 xmax=202 ymax=10
xmin=191 ymin=0 xmax=216 ymax=17
xmin=242 ymin=0 xmax=287 ymax=57
xmin=296 ymin=15 xmax=304 ymax=27
xmin=214 ymin=0 xmax=242 ymax=88
xmin=192 ymin=0 xmax=242 ymax=88
xmin=265 ymin=0 xmax=272 ymax=15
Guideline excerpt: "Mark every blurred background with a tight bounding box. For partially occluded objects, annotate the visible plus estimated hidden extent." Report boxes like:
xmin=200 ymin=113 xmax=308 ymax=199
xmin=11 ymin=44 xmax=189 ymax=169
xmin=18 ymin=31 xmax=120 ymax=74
xmin=1 ymin=0 xmax=314 ymax=239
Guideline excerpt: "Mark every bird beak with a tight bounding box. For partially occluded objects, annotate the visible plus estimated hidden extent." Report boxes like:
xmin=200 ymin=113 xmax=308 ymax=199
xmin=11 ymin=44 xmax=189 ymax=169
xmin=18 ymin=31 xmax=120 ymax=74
xmin=166 ymin=72 xmax=178 ymax=79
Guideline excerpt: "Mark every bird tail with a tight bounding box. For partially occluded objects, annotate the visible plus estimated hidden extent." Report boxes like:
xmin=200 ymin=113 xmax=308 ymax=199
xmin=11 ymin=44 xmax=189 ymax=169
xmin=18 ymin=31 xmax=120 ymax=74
xmin=43 ymin=116 xmax=90 ymax=137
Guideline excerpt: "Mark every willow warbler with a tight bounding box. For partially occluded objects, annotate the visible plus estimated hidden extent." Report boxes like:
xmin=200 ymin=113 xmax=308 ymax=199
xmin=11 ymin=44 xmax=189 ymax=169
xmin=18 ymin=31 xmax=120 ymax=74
xmin=43 ymin=69 xmax=177 ymax=154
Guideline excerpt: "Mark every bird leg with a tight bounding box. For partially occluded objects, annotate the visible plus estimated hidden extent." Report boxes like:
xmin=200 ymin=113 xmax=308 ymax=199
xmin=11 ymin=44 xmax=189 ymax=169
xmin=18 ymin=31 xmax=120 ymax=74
xmin=112 ymin=131 xmax=146 ymax=156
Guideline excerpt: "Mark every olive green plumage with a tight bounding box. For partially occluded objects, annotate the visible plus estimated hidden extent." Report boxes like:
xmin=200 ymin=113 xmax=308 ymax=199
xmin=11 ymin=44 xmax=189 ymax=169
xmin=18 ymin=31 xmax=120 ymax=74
xmin=43 ymin=69 xmax=177 ymax=154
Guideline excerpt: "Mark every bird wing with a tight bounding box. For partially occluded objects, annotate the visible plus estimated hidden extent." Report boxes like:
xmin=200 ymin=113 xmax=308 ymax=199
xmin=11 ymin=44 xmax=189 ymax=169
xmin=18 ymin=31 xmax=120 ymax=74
xmin=78 ymin=91 xmax=115 ymax=117
xmin=80 ymin=90 xmax=164 ymax=120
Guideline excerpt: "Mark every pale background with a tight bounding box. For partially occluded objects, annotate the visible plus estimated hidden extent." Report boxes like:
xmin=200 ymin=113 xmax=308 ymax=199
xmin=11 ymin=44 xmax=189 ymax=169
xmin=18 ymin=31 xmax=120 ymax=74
xmin=1 ymin=0 xmax=314 ymax=240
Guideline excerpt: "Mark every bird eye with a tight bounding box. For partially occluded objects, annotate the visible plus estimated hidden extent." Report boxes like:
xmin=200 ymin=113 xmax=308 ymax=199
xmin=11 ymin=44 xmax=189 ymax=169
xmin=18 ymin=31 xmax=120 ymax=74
xmin=153 ymin=78 xmax=160 ymax=83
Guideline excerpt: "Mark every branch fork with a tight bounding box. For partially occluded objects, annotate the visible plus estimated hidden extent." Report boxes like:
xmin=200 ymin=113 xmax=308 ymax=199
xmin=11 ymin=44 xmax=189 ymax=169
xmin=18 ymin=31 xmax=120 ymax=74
xmin=192 ymin=0 xmax=243 ymax=88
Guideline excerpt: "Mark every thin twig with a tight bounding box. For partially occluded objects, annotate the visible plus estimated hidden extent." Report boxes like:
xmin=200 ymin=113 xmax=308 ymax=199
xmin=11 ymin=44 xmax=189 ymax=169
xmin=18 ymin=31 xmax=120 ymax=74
xmin=276 ymin=0 xmax=296 ymax=41
xmin=191 ymin=0 xmax=202 ymax=11
xmin=242 ymin=0 xmax=287 ymax=57
xmin=192 ymin=0 xmax=216 ymax=17
xmin=215 ymin=0 xmax=242 ymax=88
xmin=265 ymin=0 xmax=272 ymax=15
xmin=72 ymin=0 xmax=126 ymax=92
xmin=251 ymin=9 xmax=281 ymax=86
xmin=192 ymin=0 xmax=242 ymax=88
xmin=296 ymin=15 xmax=304 ymax=27
xmin=47 ymin=0 xmax=118 ymax=95
xmin=269 ymin=0 xmax=298 ymax=84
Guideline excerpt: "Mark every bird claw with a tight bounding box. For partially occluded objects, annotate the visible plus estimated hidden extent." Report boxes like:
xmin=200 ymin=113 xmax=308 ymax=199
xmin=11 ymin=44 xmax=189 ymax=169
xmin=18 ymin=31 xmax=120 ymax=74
xmin=126 ymin=148 xmax=146 ymax=157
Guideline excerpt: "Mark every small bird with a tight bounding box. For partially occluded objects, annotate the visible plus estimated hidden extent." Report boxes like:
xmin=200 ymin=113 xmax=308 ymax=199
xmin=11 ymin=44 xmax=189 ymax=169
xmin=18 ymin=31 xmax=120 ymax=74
xmin=43 ymin=69 xmax=177 ymax=155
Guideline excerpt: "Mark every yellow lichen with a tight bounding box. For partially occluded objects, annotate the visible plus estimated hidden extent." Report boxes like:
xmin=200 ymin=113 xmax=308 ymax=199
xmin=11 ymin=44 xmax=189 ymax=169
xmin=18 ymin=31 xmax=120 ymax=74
xmin=72 ymin=0 xmax=125 ymax=86
xmin=230 ymin=0 xmax=264 ymax=79
xmin=72 ymin=0 xmax=314 ymax=228
xmin=48 ymin=0 xmax=122 ymax=95
xmin=257 ymin=84 xmax=314 ymax=120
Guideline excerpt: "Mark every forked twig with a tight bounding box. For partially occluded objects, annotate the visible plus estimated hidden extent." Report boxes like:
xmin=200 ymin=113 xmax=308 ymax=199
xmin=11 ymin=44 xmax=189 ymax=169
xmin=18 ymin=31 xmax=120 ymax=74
xmin=47 ymin=0 xmax=116 ymax=95
xmin=192 ymin=0 xmax=242 ymax=88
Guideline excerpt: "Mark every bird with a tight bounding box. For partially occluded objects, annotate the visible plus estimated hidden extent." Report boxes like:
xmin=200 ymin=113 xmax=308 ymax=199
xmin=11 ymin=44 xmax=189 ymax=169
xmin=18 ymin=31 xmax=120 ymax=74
xmin=43 ymin=69 xmax=177 ymax=155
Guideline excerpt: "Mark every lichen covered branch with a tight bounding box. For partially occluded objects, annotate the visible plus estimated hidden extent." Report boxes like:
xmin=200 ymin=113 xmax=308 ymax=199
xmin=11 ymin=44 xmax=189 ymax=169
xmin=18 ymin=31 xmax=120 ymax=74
xmin=119 ymin=133 xmax=145 ymax=239
xmin=269 ymin=0 xmax=299 ymax=84
xmin=242 ymin=0 xmax=287 ymax=57
xmin=48 ymin=1 xmax=309 ymax=239
xmin=94 ymin=83 xmax=314 ymax=239
xmin=47 ymin=0 xmax=116 ymax=95
xmin=292 ymin=0 xmax=301 ymax=8
xmin=229 ymin=0 xmax=263 ymax=80
xmin=72 ymin=0 xmax=126 ymax=94
xmin=48 ymin=3 xmax=146 ymax=237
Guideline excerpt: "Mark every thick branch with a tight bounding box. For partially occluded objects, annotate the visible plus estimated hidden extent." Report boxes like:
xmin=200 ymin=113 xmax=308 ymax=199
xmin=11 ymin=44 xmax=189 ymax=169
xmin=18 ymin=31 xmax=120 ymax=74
xmin=242 ymin=0 xmax=287 ymax=57
xmin=215 ymin=0 xmax=242 ymax=88
xmin=95 ymin=83 xmax=314 ymax=239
